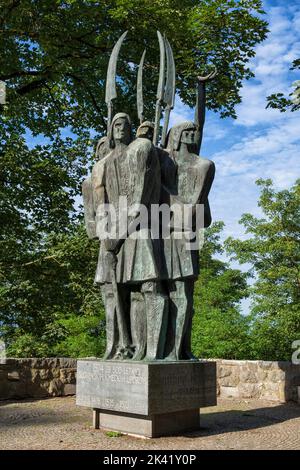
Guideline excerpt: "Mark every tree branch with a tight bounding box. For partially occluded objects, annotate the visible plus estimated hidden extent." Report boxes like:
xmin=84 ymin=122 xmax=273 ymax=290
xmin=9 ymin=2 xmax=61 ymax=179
xmin=0 ymin=70 xmax=44 ymax=81
xmin=73 ymin=36 xmax=107 ymax=52
xmin=0 ymin=0 xmax=21 ymax=27
xmin=22 ymin=255 xmax=64 ymax=267
xmin=66 ymin=73 xmax=103 ymax=115
xmin=15 ymin=77 xmax=49 ymax=95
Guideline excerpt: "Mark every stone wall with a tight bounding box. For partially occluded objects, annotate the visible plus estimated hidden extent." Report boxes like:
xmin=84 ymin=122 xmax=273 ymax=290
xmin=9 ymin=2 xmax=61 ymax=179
xmin=0 ymin=358 xmax=77 ymax=400
xmin=0 ymin=358 xmax=299 ymax=403
xmin=216 ymin=360 xmax=300 ymax=403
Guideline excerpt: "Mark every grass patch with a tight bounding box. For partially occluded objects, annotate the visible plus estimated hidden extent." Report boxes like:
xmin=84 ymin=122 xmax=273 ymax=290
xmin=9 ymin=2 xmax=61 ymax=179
xmin=105 ymin=431 xmax=122 ymax=438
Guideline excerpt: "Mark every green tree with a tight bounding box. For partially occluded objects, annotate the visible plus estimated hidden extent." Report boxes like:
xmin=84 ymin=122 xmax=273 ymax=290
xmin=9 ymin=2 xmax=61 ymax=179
xmin=226 ymin=179 xmax=300 ymax=361
xmin=0 ymin=0 xmax=268 ymax=356
xmin=192 ymin=222 xmax=250 ymax=359
xmin=1 ymin=223 xmax=106 ymax=357
xmin=0 ymin=130 xmax=99 ymax=356
xmin=0 ymin=0 xmax=268 ymax=136
xmin=267 ymin=58 xmax=300 ymax=112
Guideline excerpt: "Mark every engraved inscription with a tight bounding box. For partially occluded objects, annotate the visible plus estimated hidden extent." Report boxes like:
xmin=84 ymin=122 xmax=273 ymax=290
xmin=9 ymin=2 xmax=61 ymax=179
xmin=97 ymin=398 xmax=131 ymax=411
xmin=83 ymin=363 xmax=146 ymax=385
xmin=76 ymin=361 xmax=148 ymax=414
xmin=153 ymin=369 xmax=206 ymax=400
xmin=77 ymin=361 xmax=216 ymax=415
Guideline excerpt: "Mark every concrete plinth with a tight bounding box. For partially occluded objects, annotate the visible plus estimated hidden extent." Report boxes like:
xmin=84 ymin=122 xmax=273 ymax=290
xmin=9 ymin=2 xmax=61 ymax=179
xmin=76 ymin=360 xmax=216 ymax=438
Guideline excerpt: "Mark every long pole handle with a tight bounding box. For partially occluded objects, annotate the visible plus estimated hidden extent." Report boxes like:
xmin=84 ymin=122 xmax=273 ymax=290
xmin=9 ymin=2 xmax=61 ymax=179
xmin=161 ymin=105 xmax=171 ymax=148
xmin=107 ymin=102 xmax=113 ymax=133
xmin=153 ymin=100 xmax=161 ymax=146
xmin=110 ymin=266 xmax=130 ymax=349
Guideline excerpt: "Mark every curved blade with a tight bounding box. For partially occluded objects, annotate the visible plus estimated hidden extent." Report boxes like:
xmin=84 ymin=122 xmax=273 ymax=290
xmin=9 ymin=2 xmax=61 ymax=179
xmin=153 ymin=31 xmax=166 ymax=145
xmin=160 ymin=37 xmax=176 ymax=148
xmin=105 ymin=31 xmax=128 ymax=104
xmin=137 ymin=49 xmax=146 ymax=124
xmin=156 ymin=30 xmax=166 ymax=102
xmin=164 ymin=37 xmax=175 ymax=108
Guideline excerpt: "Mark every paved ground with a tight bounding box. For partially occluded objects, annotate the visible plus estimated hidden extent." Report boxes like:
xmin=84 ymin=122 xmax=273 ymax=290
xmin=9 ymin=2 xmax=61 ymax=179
xmin=0 ymin=396 xmax=299 ymax=450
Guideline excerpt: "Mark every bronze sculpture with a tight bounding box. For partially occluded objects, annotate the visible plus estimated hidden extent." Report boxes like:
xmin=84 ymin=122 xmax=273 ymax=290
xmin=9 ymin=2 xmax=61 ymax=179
xmin=82 ymin=31 xmax=215 ymax=361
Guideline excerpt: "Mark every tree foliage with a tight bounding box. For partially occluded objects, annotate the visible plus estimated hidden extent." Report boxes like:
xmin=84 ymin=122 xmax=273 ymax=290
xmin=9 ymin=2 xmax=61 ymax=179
xmin=0 ymin=0 xmax=268 ymax=136
xmin=192 ymin=222 xmax=250 ymax=359
xmin=0 ymin=128 xmax=94 ymax=357
xmin=0 ymin=1 xmax=271 ymax=358
xmin=1 ymin=223 xmax=106 ymax=357
xmin=267 ymin=58 xmax=300 ymax=113
xmin=226 ymin=179 xmax=300 ymax=360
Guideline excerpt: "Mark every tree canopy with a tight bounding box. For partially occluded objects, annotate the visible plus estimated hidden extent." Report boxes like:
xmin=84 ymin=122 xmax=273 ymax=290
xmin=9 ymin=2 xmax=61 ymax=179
xmin=1 ymin=222 xmax=106 ymax=357
xmin=0 ymin=1 xmax=279 ymax=360
xmin=192 ymin=222 xmax=250 ymax=359
xmin=267 ymin=58 xmax=300 ymax=112
xmin=226 ymin=179 xmax=300 ymax=360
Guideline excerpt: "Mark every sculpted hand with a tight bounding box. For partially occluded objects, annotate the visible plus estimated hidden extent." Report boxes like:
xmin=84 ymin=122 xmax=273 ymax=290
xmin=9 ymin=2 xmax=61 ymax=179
xmin=104 ymin=239 xmax=120 ymax=253
xmin=104 ymin=250 xmax=117 ymax=271
xmin=197 ymin=66 xmax=217 ymax=83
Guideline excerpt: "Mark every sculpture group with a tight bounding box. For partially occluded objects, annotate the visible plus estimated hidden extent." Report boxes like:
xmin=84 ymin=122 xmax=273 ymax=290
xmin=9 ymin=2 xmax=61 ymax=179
xmin=83 ymin=31 xmax=215 ymax=362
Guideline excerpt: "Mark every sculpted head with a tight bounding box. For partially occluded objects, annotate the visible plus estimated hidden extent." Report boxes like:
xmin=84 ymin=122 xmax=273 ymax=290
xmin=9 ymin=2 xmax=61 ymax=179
xmin=109 ymin=112 xmax=132 ymax=148
xmin=136 ymin=121 xmax=154 ymax=141
xmin=166 ymin=121 xmax=197 ymax=155
xmin=180 ymin=126 xmax=196 ymax=146
xmin=95 ymin=136 xmax=108 ymax=161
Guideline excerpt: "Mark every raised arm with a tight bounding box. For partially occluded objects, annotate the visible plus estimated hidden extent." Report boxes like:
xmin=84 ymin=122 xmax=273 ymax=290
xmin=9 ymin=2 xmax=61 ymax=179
xmin=82 ymin=176 xmax=97 ymax=239
xmin=200 ymin=162 xmax=215 ymax=228
xmin=194 ymin=68 xmax=217 ymax=155
xmin=91 ymin=159 xmax=106 ymax=240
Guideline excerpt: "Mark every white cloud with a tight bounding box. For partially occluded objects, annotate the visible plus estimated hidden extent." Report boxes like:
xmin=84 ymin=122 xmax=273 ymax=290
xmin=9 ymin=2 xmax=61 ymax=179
xmin=169 ymin=97 xmax=193 ymax=127
xmin=210 ymin=114 xmax=300 ymax=238
xmin=235 ymin=4 xmax=300 ymax=126
xmin=204 ymin=3 xmax=300 ymax=250
xmin=163 ymin=3 xmax=300 ymax=315
xmin=204 ymin=114 xmax=228 ymax=141
xmin=169 ymin=97 xmax=228 ymax=141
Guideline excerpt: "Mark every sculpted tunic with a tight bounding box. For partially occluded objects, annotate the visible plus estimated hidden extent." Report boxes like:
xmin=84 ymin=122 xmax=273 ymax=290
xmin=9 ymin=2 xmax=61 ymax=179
xmin=93 ymin=138 xmax=163 ymax=284
xmin=160 ymin=151 xmax=215 ymax=280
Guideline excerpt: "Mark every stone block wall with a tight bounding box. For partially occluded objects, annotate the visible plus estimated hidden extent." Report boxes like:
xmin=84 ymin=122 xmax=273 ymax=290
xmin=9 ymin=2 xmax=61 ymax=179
xmin=0 ymin=358 xmax=77 ymax=400
xmin=0 ymin=358 xmax=299 ymax=403
xmin=216 ymin=360 xmax=300 ymax=403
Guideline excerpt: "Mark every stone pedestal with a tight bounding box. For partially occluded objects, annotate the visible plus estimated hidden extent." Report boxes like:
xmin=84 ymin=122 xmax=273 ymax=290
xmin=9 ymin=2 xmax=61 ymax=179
xmin=76 ymin=359 xmax=216 ymax=438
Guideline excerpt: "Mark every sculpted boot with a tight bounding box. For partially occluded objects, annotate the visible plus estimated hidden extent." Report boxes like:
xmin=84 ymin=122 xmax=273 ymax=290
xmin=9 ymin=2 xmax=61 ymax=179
xmin=181 ymin=306 xmax=197 ymax=360
xmin=165 ymin=280 xmax=190 ymax=360
xmin=143 ymin=282 xmax=168 ymax=361
xmin=101 ymin=284 xmax=118 ymax=360
xmin=130 ymin=291 xmax=146 ymax=360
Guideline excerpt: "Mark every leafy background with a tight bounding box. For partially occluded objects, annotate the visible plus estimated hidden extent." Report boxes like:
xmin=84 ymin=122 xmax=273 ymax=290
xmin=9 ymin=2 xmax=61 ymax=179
xmin=0 ymin=0 xmax=299 ymax=360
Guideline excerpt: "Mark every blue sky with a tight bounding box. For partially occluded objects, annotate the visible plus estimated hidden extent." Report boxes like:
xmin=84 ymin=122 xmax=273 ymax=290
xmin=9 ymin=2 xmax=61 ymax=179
xmin=24 ymin=1 xmax=299 ymax=314
xmin=170 ymin=0 xmax=300 ymax=243
xmin=169 ymin=0 xmax=300 ymax=314
xmin=27 ymin=0 xmax=300 ymax=244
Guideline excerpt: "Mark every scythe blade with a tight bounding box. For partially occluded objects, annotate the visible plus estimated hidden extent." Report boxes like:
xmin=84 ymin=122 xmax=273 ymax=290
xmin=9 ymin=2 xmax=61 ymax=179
xmin=161 ymin=37 xmax=176 ymax=148
xmin=137 ymin=49 xmax=146 ymax=125
xmin=153 ymin=30 xmax=166 ymax=145
xmin=105 ymin=31 xmax=128 ymax=131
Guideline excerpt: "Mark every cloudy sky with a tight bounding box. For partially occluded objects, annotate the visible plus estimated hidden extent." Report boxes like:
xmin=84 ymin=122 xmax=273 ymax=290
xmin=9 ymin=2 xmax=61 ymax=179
xmin=24 ymin=1 xmax=299 ymax=314
xmin=169 ymin=0 xmax=300 ymax=313
xmin=27 ymin=0 xmax=300 ymax=246
xmin=170 ymin=0 xmax=300 ymax=243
